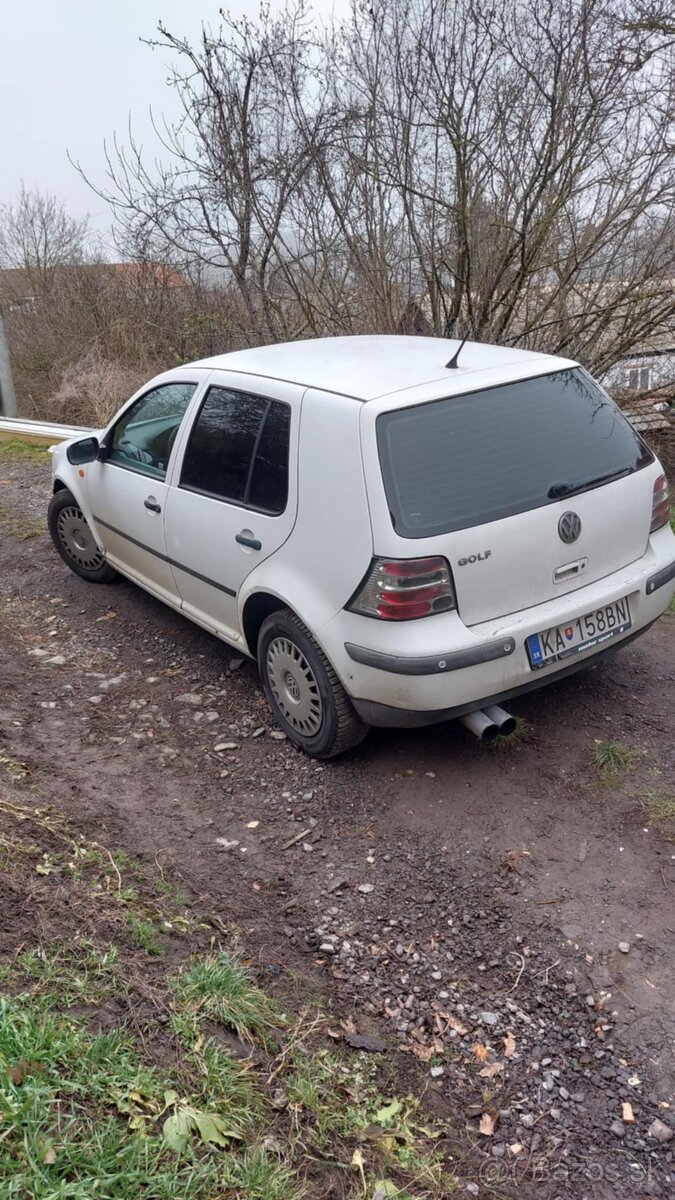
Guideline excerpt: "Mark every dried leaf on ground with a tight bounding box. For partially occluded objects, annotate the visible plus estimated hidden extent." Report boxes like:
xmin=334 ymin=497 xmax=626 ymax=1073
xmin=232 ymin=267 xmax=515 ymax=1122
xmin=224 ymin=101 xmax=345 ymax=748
xmin=503 ymin=1031 xmax=517 ymax=1057
xmin=446 ymin=1013 xmax=469 ymax=1035
xmin=472 ymin=1042 xmax=490 ymax=1062
xmin=479 ymin=1112 xmax=496 ymax=1136
xmin=479 ymin=1061 xmax=505 ymax=1079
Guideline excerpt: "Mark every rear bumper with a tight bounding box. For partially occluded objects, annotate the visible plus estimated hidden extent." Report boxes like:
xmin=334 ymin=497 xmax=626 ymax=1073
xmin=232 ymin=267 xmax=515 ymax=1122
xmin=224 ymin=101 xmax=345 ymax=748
xmin=646 ymin=557 xmax=675 ymax=595
xmin=351 ymin=621 xmax=654 ymax=727
xmin=317 ymin=532 xmax=675 ymax=724
xmin=345 ymin=635 xmax=516 ymax=675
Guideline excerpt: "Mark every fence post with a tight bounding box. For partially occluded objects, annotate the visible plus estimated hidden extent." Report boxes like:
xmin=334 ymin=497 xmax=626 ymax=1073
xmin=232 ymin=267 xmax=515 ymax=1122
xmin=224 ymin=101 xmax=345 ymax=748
xmin=0 ymin=303 xmax=18 ymax=417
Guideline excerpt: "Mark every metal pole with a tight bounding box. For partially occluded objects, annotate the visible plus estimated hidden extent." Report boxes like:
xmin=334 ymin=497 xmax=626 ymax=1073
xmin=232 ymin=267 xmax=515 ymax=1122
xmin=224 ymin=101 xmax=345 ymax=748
xmin=0 ymin=303 xmax=18 ymax=417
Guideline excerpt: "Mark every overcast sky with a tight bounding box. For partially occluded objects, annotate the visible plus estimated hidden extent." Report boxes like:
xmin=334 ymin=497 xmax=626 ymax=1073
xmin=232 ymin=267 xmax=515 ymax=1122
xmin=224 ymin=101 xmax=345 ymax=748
xmin=0 ymin=0 xmax=347 ymax=239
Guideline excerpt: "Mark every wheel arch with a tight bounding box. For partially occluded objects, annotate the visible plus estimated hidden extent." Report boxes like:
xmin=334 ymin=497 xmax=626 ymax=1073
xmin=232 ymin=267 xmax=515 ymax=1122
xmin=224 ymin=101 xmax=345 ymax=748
xmin=241 ymin=591 xmax=290 ymax=658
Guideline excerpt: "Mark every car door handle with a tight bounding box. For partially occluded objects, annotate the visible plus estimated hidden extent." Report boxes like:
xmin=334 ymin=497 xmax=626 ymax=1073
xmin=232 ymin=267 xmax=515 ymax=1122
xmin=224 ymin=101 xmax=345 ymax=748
xmin=144 ymin=496 xmax=162 ymax=513
xmin=235 ymin=532 xmax=261 ymax=550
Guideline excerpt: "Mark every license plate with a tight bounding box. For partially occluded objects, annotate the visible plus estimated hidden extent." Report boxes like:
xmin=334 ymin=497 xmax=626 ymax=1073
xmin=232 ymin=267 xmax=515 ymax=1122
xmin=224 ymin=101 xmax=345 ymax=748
xmin=526 ymin=596 xmax=632 ymax=670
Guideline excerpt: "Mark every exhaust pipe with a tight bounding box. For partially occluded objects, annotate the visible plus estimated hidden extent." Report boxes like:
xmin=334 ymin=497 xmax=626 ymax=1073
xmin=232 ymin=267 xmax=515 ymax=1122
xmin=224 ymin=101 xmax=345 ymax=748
xmin=482 ymin=705 xmax=517 ymax=737
xmin=459 ymin=709 xmax=500 ymax=744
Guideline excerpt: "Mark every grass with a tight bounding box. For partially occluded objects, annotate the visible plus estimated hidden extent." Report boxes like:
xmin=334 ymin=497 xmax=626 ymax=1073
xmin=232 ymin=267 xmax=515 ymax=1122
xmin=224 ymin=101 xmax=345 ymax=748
xmin=126 ymin=913 xmax=166 ymax=958
xmin=173 ymin=953 xmax=280 ymax=1043
xmin=0 ymin=941 xmax=122 ymax=1008
xmin=0 ymin=788 xmax=459 ymax=1199
xmin=488 ymin=714 xmax=532 ymax=752
xmin=592 ymin=739 xmax=645 ymax=777
xmin=0 ymin=437 xmax=50 ymax=462
xmin=0 ymin=1001 xmax=242 ymax=1198
xmin=640 ymin=790 xmax=675 ymax=839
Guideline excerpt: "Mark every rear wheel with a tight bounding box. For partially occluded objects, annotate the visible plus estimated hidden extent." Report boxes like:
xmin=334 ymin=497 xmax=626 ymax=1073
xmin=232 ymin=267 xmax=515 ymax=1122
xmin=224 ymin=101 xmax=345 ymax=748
xmin=48 ymin=490 xmax=118 ymax=583
xmin=258 ymin=609 xmax=368 ymax=758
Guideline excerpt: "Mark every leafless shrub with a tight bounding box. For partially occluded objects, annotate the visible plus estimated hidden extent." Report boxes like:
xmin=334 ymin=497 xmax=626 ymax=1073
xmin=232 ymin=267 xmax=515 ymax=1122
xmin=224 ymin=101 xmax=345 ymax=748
xmin=39 ymin=348 xmax=148 ymax=427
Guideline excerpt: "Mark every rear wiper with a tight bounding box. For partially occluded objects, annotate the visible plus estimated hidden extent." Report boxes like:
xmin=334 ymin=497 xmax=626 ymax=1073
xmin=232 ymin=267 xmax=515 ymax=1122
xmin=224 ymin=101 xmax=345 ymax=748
xmin=547 ymin=466 xmax=633 ymax=500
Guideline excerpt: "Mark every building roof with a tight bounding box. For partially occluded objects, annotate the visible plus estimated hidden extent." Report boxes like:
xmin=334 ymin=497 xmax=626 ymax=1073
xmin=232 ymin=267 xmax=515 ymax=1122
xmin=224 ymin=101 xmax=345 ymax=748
xmin=621 ymin=399 xmax=672 ymax=434
xmin=194 ymin=335 xmax=571 ymax=402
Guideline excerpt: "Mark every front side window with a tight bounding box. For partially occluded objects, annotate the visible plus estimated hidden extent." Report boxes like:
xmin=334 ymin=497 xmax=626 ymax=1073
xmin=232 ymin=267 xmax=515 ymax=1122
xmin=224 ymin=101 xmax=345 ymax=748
xmin=377 ymin=368 xmax=653 ymax=538
xmin=108 ymin=382 xmax=197 ymax=478
xmin=180 ymin=386 xmax=290 ymax=514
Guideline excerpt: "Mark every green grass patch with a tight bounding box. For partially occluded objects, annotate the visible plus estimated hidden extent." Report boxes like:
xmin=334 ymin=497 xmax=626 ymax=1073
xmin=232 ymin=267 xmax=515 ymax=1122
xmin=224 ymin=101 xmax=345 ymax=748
xmin=173 ymin=953 xmax=280 ymax=1043
xmin=488 ymin=715 xmax=532 ymax=752
xmin=0 ymin=997 xmax=261 ymax=1199
xmin=640 ymin=790 xmax=675 ymax=839
xmin=126 ymin=914 xmax=166 ymax=958
xmin=0 ymin=940 xmax=122 ymax=1009
xmin=0 ymin=438 xmax=50 ymax=462
xmin=592 ymin=739 xmax=645 ymax=777
xmin=284 ymin=1049 xmax=452 ymax=1191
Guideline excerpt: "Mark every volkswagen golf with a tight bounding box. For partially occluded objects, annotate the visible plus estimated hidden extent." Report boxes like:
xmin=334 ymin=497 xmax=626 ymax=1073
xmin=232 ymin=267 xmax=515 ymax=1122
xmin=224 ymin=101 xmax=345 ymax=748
xmin=48 ymin=336 xmax=675 ymax=757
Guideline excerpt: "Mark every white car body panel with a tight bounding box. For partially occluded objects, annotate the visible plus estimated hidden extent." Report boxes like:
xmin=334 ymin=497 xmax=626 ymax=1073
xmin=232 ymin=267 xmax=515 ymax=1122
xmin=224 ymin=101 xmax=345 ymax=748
xmin=193 ymin=335 xmax=567 ymax=402
xmin=49 ymin=336 xmax=675 ymax=733
xmin=162 ymin=372 xmax=303 ymax=644
xmin=321 ymin=523 xmax=674 ymax=716
xmin=236 ymin=387 xmax=374 ymax=629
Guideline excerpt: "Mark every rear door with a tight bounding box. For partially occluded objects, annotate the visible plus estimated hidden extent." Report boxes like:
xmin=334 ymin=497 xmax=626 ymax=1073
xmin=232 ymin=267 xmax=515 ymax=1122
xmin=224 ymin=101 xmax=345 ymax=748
xmin=368 ymin=367 xmax=656 ymax=625
xmin=163 ymin=374 xmax=301 ymax=645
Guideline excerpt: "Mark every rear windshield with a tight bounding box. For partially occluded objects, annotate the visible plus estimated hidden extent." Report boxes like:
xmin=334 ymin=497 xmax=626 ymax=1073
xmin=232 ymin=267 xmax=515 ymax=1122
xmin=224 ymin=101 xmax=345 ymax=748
xmin=377 ymin=368 xmax=652 ymax=538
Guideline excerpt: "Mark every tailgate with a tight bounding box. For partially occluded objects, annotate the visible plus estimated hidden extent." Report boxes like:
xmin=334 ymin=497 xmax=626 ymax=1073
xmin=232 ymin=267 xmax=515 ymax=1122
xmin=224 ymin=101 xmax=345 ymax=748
xmin=372 ymin=365 xmax=655 ymax=625
xmin=444 ymin=470 xmax=653 ymax=624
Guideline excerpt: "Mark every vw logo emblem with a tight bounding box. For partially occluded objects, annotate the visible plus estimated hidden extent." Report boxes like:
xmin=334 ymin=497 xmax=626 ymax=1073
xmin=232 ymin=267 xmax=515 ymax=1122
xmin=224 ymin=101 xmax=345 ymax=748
xmin=559 ymin=511 xmax=582 ymax=544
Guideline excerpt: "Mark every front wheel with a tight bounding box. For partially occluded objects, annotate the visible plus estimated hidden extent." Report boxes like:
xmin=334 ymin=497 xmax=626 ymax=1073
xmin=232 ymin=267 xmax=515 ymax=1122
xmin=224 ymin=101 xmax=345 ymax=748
xmin=48 ymin=490 xmax=118 ymax=583
xmin=258 ymin=609 xmax=368 ymax=759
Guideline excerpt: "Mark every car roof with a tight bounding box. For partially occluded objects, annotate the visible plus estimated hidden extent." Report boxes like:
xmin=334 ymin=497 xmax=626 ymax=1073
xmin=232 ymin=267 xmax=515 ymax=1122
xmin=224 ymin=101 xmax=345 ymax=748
xmin=192 ymin=336 xmax=574 ymax=402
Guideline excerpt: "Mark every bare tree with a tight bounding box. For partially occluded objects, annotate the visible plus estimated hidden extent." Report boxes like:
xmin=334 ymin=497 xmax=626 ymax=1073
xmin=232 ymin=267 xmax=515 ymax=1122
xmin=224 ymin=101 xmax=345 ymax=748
xmin=0 ymin=185 xmax=90 ymax=290
xmin=82 ymin=0 xmax=675 ymax=374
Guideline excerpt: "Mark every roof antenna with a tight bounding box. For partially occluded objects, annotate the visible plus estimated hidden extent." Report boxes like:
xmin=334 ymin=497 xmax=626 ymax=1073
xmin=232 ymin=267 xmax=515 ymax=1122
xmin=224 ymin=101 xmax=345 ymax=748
xmin=445 ymin=330 xmax=470 ymax=369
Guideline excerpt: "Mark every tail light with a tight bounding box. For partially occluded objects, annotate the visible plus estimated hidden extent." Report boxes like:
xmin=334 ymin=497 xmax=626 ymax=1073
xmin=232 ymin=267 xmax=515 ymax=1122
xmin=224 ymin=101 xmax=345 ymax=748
xmin=650 ymin=474 xmax=670 ymax=533
xmin=348 ymin=556 xmax=456 ymax=620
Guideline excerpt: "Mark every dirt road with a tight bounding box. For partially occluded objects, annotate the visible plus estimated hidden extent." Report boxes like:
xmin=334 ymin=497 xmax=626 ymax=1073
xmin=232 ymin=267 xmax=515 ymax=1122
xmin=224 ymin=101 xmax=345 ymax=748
xmin=1 ymin=449 xmax=674 ymax=1197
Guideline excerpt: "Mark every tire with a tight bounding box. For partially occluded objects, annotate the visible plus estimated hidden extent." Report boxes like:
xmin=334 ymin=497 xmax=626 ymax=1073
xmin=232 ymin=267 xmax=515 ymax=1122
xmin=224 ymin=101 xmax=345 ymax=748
xmin=48 ymin=490 xmax=118 ymax=584
xmin=258 ymin=608 xmax=368 ymax=759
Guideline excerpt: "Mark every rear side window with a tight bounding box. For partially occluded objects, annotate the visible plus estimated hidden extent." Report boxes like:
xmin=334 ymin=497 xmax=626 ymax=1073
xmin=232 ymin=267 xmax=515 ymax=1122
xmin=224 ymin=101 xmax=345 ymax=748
xmin=377 ymin=368 xmax=652 ymax=537
xmin=180 ymin=385 xmax=290 ymax=513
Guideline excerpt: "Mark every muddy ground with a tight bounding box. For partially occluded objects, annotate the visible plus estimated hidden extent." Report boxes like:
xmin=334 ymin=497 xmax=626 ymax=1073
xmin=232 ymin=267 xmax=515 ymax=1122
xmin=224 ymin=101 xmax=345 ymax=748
xmin=1 ymin=452 xmax=674 ymax=1198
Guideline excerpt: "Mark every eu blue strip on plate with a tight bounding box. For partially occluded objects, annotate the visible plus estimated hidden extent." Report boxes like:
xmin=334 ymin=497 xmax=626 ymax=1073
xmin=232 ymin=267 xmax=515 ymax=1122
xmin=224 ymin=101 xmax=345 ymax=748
xmin=527 ymin=634 xmax=544 ymax=665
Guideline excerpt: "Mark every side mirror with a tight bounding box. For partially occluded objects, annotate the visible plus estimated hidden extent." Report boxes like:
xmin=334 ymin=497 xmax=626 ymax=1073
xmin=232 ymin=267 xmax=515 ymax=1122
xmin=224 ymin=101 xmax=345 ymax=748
xmin=67 ymin=436 xmax=100 ymax=465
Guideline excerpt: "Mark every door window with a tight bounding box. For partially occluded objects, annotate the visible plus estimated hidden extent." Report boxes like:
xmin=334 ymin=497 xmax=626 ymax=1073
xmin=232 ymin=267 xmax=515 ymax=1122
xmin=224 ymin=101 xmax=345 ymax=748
xmin=180 ymin=386 xmax=291 ymax=514
xmin=107 ymin=382 xmax=197 ymax=478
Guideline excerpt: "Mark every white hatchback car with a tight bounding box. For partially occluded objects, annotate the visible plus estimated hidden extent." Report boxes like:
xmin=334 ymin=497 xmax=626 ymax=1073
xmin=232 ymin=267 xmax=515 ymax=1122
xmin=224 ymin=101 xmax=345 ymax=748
xmin=49 ymin=336 xmax=675 ymax=757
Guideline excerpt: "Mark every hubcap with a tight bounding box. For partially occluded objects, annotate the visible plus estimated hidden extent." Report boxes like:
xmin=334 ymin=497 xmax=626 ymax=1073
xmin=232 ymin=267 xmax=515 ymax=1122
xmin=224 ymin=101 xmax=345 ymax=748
xmin=56 ymin=506 xmax=105 ymax=572
xmin=266 ymin=637 xmax=323 ymax=737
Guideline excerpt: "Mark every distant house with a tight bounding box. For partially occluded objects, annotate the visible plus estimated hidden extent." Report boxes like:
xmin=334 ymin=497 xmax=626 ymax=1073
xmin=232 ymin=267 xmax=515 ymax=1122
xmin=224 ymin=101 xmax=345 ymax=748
xmin=603 ymin=344 xmax=675 ymax=400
